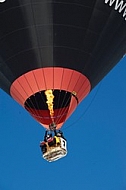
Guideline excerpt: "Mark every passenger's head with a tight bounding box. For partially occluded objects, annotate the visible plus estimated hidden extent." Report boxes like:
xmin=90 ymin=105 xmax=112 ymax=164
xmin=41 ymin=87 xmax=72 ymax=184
xmin=57 ymin=133 xmax=61 ymax=137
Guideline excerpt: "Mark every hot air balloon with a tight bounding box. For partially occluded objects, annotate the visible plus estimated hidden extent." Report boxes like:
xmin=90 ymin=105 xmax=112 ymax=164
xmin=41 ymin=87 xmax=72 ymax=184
xmin=0 ymin=0 xmax=126 ymax=161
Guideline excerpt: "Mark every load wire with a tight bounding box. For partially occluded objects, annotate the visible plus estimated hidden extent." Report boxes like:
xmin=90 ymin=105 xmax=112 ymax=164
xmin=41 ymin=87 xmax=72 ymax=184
xmin=63 ymin=82 xmax=102 ymax=130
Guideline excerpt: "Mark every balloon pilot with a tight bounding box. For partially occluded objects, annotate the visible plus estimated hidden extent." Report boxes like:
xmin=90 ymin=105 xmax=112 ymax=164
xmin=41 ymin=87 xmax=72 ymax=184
xmin=40 ymin=122 xmax=67 ymax=162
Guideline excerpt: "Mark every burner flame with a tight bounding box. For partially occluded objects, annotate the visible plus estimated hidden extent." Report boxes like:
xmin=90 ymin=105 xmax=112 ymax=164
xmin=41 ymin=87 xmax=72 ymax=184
xmin=45 ymin=90 xmax=54 ymax=120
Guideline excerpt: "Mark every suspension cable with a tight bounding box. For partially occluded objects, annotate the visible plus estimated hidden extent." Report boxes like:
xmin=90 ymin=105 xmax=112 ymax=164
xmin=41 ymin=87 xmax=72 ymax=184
xmin=63 ymin=82 xmax=102 ymax=130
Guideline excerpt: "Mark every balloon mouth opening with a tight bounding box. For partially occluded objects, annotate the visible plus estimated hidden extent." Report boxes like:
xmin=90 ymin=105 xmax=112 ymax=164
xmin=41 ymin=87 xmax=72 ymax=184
xmin=24 ymin=89 xmax=77 ymax=125
xmin=24 ymin=89 xmax=72 ymax=110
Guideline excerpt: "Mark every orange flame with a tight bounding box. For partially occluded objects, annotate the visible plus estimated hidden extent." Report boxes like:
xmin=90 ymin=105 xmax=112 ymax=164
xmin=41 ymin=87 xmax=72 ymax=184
xmin=45 ymin=90 xmax=54 ymax=120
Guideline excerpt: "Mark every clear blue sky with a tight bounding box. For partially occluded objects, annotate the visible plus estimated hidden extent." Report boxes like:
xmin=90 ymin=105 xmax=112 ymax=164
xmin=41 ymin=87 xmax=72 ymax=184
xmin=0 ymin=57 xmax=126 ymax=190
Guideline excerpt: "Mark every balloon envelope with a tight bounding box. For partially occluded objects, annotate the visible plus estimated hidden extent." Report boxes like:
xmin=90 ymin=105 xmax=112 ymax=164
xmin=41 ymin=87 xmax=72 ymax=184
xmin=0 ymin=0 xmax=126 ymax=129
